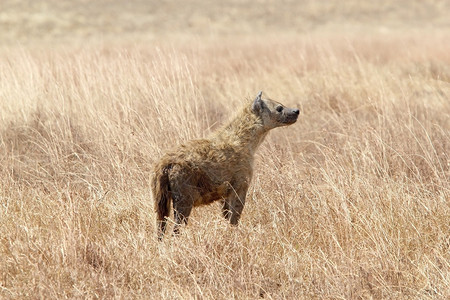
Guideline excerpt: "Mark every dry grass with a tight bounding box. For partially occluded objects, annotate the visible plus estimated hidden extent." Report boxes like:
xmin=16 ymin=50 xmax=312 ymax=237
xmin=1 ymin=1 xmax=449 ymax=299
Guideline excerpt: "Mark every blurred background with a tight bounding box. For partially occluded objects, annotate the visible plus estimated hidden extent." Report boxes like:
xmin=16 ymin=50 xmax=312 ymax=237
xmin=1 ymin=0 xmax=449 ymax=44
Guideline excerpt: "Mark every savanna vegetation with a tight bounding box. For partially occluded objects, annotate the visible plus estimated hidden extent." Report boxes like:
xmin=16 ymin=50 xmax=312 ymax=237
xmin=1 ymin=0 xmax=449 ymax=298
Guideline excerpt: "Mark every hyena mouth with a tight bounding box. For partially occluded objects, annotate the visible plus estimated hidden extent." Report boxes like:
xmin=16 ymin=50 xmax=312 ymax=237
xmin=284 ymin=114 xmax=299 ymax=124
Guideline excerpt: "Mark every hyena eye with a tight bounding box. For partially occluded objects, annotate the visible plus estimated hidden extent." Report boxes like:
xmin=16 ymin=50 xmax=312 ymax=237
xmin=276 ymin=106 xmax=283 ymax=112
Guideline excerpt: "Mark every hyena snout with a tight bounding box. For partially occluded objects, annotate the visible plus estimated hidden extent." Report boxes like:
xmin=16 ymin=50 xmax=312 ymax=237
xmin=283 ymin=107 xmax=300 ymax=124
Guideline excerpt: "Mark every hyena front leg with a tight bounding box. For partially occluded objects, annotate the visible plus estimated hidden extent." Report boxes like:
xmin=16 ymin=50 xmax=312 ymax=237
xmin=223 ymin=184 xmax=249 ymax=225
xmin=222 ymin=200 xmax=231 ymax=220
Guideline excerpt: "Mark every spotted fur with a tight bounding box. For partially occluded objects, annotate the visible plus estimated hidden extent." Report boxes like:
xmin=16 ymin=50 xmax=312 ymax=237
xmin=151 ymin=91 xmax=299 ymax=239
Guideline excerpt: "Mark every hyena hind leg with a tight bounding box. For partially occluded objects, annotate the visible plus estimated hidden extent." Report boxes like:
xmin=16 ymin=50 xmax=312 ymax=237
xmin=168 ymin=166 xmax=198 ymax=235
xmin=172 ymin=201 xmax=193 ymax=235
xmin=170 ymin=184 xmax=198 ymax=235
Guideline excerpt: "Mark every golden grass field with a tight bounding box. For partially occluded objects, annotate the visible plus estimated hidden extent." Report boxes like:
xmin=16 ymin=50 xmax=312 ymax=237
xmin=1 ymin=0 xmax=449 ymax=299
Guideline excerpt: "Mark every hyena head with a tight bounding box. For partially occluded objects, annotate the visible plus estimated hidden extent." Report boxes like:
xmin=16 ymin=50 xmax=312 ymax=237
xmin=251 ymin=91 xmax=300 ymax=130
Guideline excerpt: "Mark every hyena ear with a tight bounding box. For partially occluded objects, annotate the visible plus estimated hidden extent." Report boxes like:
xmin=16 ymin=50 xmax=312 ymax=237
xmin=251 ymin=91 xmax=263 ymax=113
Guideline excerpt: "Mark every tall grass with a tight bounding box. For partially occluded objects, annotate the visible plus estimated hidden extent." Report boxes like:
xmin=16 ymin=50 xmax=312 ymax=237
xmin=0 ymin=34 xmax=449 ymax=298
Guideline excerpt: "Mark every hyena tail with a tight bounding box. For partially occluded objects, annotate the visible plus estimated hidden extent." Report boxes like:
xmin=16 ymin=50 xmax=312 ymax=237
xmin=152 ymin=164 xmax=172 ymax=240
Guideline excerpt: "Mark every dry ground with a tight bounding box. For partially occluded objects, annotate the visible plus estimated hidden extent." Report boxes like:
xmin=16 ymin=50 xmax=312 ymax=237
xmin=0 ymin=1 xmax=449 ymax=299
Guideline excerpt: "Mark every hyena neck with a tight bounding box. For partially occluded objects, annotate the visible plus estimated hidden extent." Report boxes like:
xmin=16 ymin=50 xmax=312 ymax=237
xmin=215 ymin=106 xmax=268 ymax=155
